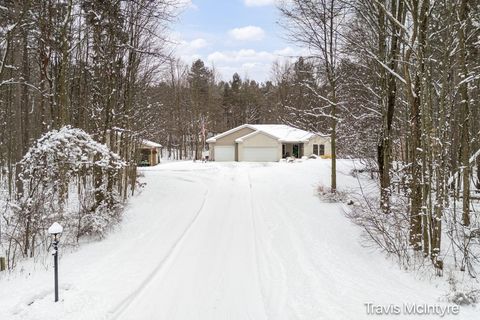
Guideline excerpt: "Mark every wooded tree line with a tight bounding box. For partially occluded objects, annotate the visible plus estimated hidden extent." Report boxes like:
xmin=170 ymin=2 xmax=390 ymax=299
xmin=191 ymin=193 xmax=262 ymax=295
xmin=277 ymin=0 xmax=480 ymax=276
xmin=0 ymin=0 xmax=173 ymax=175
xmin=0 ymin=0 xmax=176 ymax=267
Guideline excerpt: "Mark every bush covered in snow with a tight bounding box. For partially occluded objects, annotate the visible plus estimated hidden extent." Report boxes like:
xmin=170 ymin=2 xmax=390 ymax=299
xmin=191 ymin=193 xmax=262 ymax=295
xmin=1 ymin=126 xmax=126 ymax=268
xmin=344 ymin=193 xmax=413 ymax=267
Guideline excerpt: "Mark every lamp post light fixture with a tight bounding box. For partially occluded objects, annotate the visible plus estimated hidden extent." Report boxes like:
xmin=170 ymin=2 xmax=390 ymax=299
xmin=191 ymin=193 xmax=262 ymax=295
xmin=48 ymin=222 xmax=63 ymax=302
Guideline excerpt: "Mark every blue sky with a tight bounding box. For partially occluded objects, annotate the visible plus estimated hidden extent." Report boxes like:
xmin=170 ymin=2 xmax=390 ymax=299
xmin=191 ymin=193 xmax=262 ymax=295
xmin=173 ymin=0 xmax=306 ymax=82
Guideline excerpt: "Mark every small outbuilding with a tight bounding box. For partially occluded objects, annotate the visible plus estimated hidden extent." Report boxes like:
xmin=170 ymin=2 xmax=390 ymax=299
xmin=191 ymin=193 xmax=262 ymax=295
xmin=105 ymin=128 xmax=162 ymax=166
xmin=206 ymin=124 xmax=331 ymax=162
xmin=138 ymin=139 xmax=162 ymax=166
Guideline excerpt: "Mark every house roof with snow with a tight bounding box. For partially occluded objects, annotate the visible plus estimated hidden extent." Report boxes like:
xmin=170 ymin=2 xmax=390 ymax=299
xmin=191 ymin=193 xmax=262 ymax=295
xmin=206 ymin=124 xmax=327 ymax=144
xmin=141 ymin=139 xmax=162 ymax=148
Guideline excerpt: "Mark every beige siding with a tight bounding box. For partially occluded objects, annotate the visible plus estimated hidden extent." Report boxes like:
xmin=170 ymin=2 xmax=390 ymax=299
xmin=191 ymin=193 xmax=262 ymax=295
xmin=238 ymin=132 xmax=281 ymax=161
xmin=208 ymin=127 xmax=255 ymax=160
xmin=304 ymin=135 xmax=332 ymax=157
xmin=215 ymin=127 xmax=255 ymax=145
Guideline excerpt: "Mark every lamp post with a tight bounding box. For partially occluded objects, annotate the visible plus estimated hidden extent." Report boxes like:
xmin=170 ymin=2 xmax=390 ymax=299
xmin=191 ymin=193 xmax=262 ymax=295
xmin=48 ymin=222 xmax=63 ymax=302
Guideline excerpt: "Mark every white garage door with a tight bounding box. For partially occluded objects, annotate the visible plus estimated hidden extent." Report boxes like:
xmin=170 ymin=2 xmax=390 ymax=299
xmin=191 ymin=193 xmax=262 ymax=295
xmin=243 ymin=147 xmax=278 ymax=162
xmin=214 ymin=146 xmax=235 ymax=161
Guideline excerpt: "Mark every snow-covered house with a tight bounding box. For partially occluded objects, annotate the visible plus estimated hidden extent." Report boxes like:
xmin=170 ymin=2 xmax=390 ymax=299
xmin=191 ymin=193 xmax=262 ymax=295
xmin=138 ymin=139 xmax=162 ymax=166
xmin=206 ymin=124 xmax=331 ymax=162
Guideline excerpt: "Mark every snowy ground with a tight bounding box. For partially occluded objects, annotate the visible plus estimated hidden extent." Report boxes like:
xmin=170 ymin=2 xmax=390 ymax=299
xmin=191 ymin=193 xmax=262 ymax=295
xmin=0 ymin=159 xmax=478 ymax=319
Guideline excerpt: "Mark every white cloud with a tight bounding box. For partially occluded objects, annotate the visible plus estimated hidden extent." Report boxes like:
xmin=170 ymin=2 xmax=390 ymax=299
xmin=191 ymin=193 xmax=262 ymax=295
xmin=207 ymin=47 xmax=308 ymax=64
xmin=177 ymin=0 xmax=198 ymax=10
xmin=169 ymin=35 xmax=209 ymax=63
xmin=169 ymin=33 xmax=308 ymax=81
xmin=207 ymin=47 xmax=307 ymax=82
xmin=175 ymin=37 xmax=209 ymax=52
xmin=189 ymin=38 xmax=208 ymax=49
xmin=207 ymin=49 xmax=273 ymax=63
xmin=228 ymin=26 xmax=265 ymax=42
xmin=244 ymin=0 xmax=276 ymax=7
xmin=273 ymin=46 xmax=310 ymax=57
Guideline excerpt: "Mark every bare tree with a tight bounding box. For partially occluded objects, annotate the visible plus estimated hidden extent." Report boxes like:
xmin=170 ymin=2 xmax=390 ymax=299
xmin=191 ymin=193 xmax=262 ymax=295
xmin=279 ymin=0 xmax=350 ymax=192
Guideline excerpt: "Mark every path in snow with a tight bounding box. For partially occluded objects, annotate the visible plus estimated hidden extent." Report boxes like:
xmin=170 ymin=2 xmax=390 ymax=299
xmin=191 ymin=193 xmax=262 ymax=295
xmin=114 ymin=165 xmax=268 ymax=320
xmin=0 ymin=160 xmax=477 ymax=319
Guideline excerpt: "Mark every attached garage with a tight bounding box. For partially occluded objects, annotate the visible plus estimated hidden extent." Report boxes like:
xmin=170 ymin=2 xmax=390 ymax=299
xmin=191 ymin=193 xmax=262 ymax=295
xmin=237 ymin=130 xmax=280 ymax=162
xmin=243 ymin=147 xmax=278 ymax=162
xmin=214 ymin=146 xmax=235 ymax=161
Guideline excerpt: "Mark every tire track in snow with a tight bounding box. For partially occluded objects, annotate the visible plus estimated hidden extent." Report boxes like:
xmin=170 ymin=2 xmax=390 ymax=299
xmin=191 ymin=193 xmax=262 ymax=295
xmin=247 ymin=169 xmax=288 ymax=320
xmin=108 ymin=178 xmax=210 ymax=320
xmin=246 ymin=169 xmax=270 ymax=320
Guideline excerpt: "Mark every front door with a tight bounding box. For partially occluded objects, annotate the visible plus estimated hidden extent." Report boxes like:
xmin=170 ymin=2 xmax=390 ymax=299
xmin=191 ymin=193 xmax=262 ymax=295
xmin=293 ymin=144 xmax=299 ymax=158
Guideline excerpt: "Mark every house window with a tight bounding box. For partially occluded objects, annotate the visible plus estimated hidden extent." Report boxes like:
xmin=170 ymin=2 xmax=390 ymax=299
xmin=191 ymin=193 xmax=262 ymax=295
xmin=313 ymin=144 xmax=325 ymax=156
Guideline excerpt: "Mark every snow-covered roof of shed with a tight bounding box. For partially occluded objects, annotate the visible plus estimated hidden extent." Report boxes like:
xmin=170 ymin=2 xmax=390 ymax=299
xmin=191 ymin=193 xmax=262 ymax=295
xmin=141 ymin=139 xmax=162 ymax=148
xmin=207 ymin=124 xmax=326 ymax=143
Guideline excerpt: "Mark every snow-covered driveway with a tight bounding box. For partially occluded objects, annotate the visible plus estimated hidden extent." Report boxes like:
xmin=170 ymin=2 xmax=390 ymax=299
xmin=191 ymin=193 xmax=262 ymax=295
xmin=1 ymin=160 xmax=476 ymax=319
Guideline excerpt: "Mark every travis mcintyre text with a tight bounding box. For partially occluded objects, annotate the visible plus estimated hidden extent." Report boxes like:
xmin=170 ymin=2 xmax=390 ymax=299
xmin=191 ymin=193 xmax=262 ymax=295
xmin=365 ymin=303 xmax=460 ymax=317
